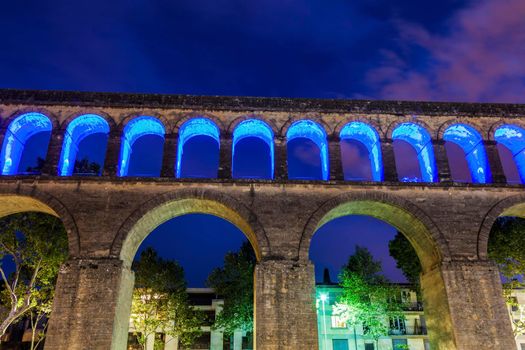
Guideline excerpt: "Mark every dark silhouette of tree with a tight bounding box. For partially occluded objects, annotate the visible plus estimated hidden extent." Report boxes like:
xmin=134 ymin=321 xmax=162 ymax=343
xmin=342 ymin=245 xmax=387 ymax=284
xmin=206 ymin=241 xmax=255 ymax=336
xmin=73 ymin=157 xmax=101 ymax=175
xmin=388 ymin=232 xmax=421 ymax=292
xmin=25 ymin=157 xmax=46 ymax=174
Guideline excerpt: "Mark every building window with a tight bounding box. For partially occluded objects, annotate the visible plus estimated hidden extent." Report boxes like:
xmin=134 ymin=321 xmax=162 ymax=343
xmin=332 ymin=339 xmax=349 ymax=350
xmin=424 ymin=340 xmax=431 ymax=350
xmin=389 ymin=317 xmax=406 ymax=335
xmin=331 ymin=315 xmax=347 ymax=328
xmin=242 ymin=333 xmax=253 ymax=350
xmin=365 ymin=343 xmax=375 ymax=350
xmin=127 ymin=333 xmax=141 ymax=350
xmin=520 ymin=343 xmax=525 ymax=350
xmin=392 ymin=339 xmax=408 ymax=350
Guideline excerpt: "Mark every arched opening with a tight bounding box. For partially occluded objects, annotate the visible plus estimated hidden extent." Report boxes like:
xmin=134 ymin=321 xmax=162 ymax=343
xmin=485 ymin=202 xmax=525 ymax=346
xmin=176 ymin=118 xmax=220 ymax=178
xmin=287 ymin=120 xmax=328 ymax=181
xmin=339 ymin=122 xmax=382 ymax=181
xmin=117 ymin=198 xmax=262 ymax=350
xmin=392 ymin=123 xmax=437 ymax=183
xmin=1 ymin=113 xmax=53 ymax=175
xmin=0 ymin=195 xmax=70 ymax=348
xmin=58 ymin=114 xmax=110 ymax=176
xmin=306 ymin=200 xmax=451 ymax=350
xmin=232 ymin=119 xmax=274 ymax=179
xmin=443 ymin=124 xmax=490 ymax=183
xmin=494 ymin=125 xmax=525 ymax=184
xmin=118 ymin=116 xmax=165 ymax=177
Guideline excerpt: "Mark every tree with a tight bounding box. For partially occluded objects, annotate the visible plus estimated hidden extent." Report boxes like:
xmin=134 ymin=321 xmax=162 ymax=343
xmin=206 ymin=241 xmax=256 ymax=336
xmin=388 ymin=232 xmax=422 ymax=292
xmin=334 ymin=246 xmax=405 ymax=346
xmin=488 ymin=216 xmax=525 ymax=337
xmin=73 ymin=157 xmax=101 ymax=175
xmin=130 ymin=248 xmax=203 ymax=350
xmin=0 ymin=212 xmax=68 ymax=339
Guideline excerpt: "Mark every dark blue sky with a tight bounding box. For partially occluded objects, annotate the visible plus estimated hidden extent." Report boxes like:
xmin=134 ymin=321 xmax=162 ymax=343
xmin=5 ymin=0 xmax=525 ymax=286
xmin=2 ymin=0 xmax=524 ymax=102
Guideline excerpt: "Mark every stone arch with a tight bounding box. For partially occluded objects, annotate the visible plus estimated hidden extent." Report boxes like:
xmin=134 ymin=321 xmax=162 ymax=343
xmin=174 ymin=112 xmax=227 ymax=134
xmin=111 ymin=189 xmax=269 ymax=266
xmin=437 ymin=118 xmax=487 ymax=141
xmin=2 ymin=108 xmax=60 ymax=130
xmin=477 ymin=194 xmax=525 ymax=260
xmin=60 ymin=110 xmax=117 ymax=132
xmin=385 ymin=118 xmax=436 ymax=140
xmin=117 ymin=112 xmax=172 ymax=133
xmin=487 ymin=120 xmax=525 ymax=141
xmin=299 ymin=191 xmax=447 ymax=272
xmin=333 ymin=117 xmax=384 ymax=139
xmin=227 ymin=115 xmax=279 ymax=136
xmin=0 ymin=189 xmax=79 ymax=257
xmin=279 ymin=115 xmax=333 ymax=138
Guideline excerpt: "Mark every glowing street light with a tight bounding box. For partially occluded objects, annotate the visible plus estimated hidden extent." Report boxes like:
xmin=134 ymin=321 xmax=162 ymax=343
xmin=318 ymin=292 xmax=329 ymax=350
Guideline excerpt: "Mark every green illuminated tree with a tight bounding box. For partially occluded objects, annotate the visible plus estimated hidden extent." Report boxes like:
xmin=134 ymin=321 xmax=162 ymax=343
xmin=0 ymin=212 xmax=68 ymax=339
xmin=388 ymin=232 xmax=422 ymax=292
xmin=335 ymin=246 xmax=404 ymax=346
xmin=206 ymin=241 xmax=255 ymax=336
xmin=488 ymin=216 xmax=525 ymax=337
xmin=131 ymin=248 xmax=203 ymax=350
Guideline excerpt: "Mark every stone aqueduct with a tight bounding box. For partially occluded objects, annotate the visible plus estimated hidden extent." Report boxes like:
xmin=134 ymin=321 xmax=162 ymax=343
xmin=0 ymin=89 xmax=524 ymax=349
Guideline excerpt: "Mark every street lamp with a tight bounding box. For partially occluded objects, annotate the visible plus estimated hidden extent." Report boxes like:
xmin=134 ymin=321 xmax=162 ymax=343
xmin=319 ymin=293 xmax=329 ymax=350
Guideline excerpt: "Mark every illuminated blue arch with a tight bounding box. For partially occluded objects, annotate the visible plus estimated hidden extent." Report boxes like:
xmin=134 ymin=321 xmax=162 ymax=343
xmin=176 ymin=118 xmax=220 ymax=178
xmin=58 ymin=114 xmax=110 ymax=176
xmin=118 ymin=116 xmax=165 ymax=177
xmin=232 ymin=119 xmax=274 ymax=179
xmin=340 ymin=122 xmax=383 ymax=181
xmin=286 ymin=120 xmax=329 ymax=180
xmin=1 ymin=112 xmax=52 ymax=175
xmin=392 ymin=123 xmax=437 ymax=182
xmin=443 ymin=124 xmax=491 ymax=183
xmin=494 ymin=124 xmax=525 ymax=183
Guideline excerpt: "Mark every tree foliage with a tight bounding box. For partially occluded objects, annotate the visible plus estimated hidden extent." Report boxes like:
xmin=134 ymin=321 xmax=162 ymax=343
xmin=73 ymin=157 xmax=101 ymax=175
xmin=335 ymin=246 xmax=405 ymax=343
xmin=0 ymin=212 xmax=68 ymax=339
xmin=206 ymin=241 xmax=255 ymax=335
xmin=488 ymin=216 xmax=525 ymax=337
xmin=131 ymin=248 xmax=203 ymax=349
xmin=388 ymin=232 xmax=422 ymax=292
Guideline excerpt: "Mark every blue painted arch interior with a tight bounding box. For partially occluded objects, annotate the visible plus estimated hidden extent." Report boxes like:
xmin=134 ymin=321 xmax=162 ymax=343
xmin=340 ymin=121 xmax=383 ymax=181
xmin=58 ymin=114 xmax=110 ymax=176
xmin=392 ymin=123 xmax=437 ymax=182
xmin=286 ymin=120 xmax=329 ymax=180
xmin=232 ymin=119 xmax=274 ymax=179
xmin=118 ymin=116 xmax=165 ymax=177
xmin=176 ymin=118 xmax=220 ymax=178
xmin=494 ymin=124 xmax=525 ymax=184
xmin=1 ymin=112 xmax=52 ymax=175
xmin=443 ymin=124 xmax=491 ymax=183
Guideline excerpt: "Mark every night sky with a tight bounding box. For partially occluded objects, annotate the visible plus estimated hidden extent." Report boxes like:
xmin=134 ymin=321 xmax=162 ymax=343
xmin=3 ymin=0 xmax=525 ymax=286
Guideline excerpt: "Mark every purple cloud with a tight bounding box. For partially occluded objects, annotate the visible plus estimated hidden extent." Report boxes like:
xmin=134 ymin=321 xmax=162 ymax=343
xmin=366 ymin=0 xmax=525 ymax=103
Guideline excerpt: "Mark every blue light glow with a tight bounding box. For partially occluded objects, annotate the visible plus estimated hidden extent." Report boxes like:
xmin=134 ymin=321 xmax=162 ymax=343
xmin=176 ymin=118 xmax=220 ymax=178
xmin=495 ymin=124 xmax=525 ymax=184
xmin=340 ymin=122 xmax=383 ymax=181
xmin=118 ymin=116 xmax=165 ymax=177
xmin=58 ymin=114 xmax=110 ymax=176
xmin=392 ymin=123 xmax=437 ymax=182
xmin=443 ymin=124 xmax=491 ymax=183
xmin=286 ymin=120 xmax=329 ymax=180
xmin=232 ymin=119 xmax=274 ymax=179
xmin=1 ymin=112 xmax=52 ymax=175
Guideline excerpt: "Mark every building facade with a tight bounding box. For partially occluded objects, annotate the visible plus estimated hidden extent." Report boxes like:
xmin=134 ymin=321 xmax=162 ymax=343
xmin=316 ymin=284 xmax=430 ymax=350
